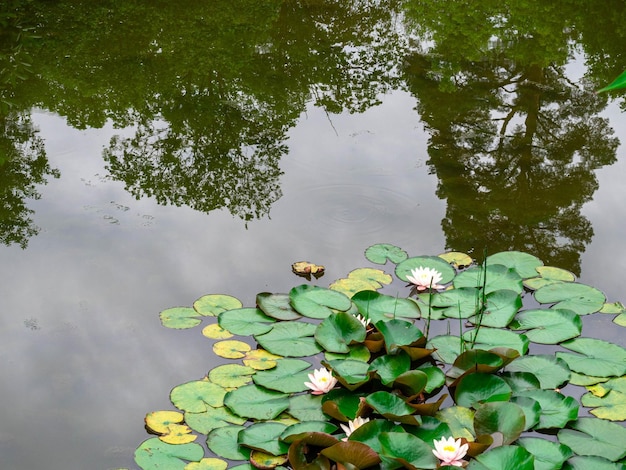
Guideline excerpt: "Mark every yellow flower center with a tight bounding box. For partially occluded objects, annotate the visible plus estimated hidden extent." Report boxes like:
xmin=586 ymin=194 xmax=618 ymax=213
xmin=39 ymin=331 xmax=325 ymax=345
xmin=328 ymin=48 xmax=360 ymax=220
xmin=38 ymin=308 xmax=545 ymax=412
xmin=320 ymin=377 xmax=327 ymax=382
xmin=443 ymin=445 xmax=456 ymax=452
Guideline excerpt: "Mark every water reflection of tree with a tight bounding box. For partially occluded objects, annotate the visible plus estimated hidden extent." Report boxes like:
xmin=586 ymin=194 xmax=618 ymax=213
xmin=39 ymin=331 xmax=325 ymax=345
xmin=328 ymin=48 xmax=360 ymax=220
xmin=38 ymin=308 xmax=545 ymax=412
xmin=0 ymin=2 xmax=59 ymax=248
xmin=27 ymin=0 xmax=405 ymax=221
xmin=403 ymin=2 xmax=619 ymax=274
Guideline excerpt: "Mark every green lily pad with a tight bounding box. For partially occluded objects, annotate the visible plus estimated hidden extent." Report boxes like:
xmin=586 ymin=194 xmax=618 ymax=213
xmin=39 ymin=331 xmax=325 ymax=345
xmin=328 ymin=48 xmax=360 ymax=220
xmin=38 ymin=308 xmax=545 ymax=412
xmin=562 ymin=455 xmax=626 ymax=470
xmin=455 ymin=373 xmax=512 ymax=408
xmin=170 ymin=380 xmax=227 ymax=412
xmin=467 ymin=445 xmax=534 ymax=470
xmin=206 ymin=425 xmax=251 ymax=461
xmin=315 ymin=311 xmax=367 ymax=353
xmin=505 ymin=355 xmax=570 ymax=389
xmin=406 ymin=415 xmax=452 ymax=443
xmin=160 ymin=307 xmax=203 ymax=329
xmin=580 ymin=377 xmax=626 ymax=420
xmin=516 ymin=437 xmax=573 ymax=470
xmin=524 ymin=266 xmax=576 ymax=290
xmin=509 ymin=308 xmax=582 ymax=344
xmin=569 ymin=372 xmax=610 ymax=387
xmin=289 ymin=285 xmax=352 ymax=319
xmin=242 ymin=349 xmax=281 ymax=370
xmin=238 ymin=422 xmax=289 ymax=456
xmin=534 ymin=283 xmax=606 ymax=315
xmin=473 ymin=402 xmax=525 ymax=445
xmin=500 ymin=371 xmax=541 ymax=393
xmin=514 ymin=389 xmax=578 ymax=429
xmin=208 ymin=364 xmax=255 ymax=388
xmin=558 ymin=417 xmax=626 ymax=461
xmin=615 ymin=313 xmax=626 ymax=327
xmin=600 ymin=301 xmax=626 ymax=314
xmin=224 ymin=384 xmax=289 ymax=420
xmin=287 ymin=393 xmax=326 ymax=422
xmin=254 ymin=321 xmax=321 ymax=357
xmin=556 ymin=338 xmax=626 ymax=377
xmin=134 ymin=438 xmax=204 ymax=470
xmin=346 ymin=268 xmax=393 ymax=288
xmin=256 ymin=293 xmax=301 ymax=320
xmin=324 ymin=359 xmax=370 ymax=388
xmin=435 ymin=406 xmax=475 ymax=441
xmin=368 ymin=351 xmax=411 ymax=385
xmin=352 ymin=290 xmax=421 ymax=324
xmin=446 ymin=349 xmax=507 ymax=385
xmin=427 ymin=335 xmax=463 ymax=364
xmin=469 ymin=290 xmax=522 ymax=328
xmin=454 ymin=264 xmax=523 ymax=294
xmin=365 ymin=243 xmax=408 ymax=264
xmin=194 ymin=294 xmax=243 ymax=316
xmin=184 ymin=407 xmax=246 ymax=434
xmin=487 ymin=251 xmax=544 ymax=279
xmin=218 ymin=308 xmax=275 ymax=336
xmin=185 ymin=458 xmax=228 ymax=470
xmin=462 ymin=327 xmax=529 ymax=355
xmin=365 ymin=391 xmax=421 ymax=425
xmin=324 ymin=344 xmax=371 ymax=362
xmin=280 ymin=421 xmax=338 ymax=441
xmin=430 ymin=287 xmax=481 ymax=319
xmin=379 ymin=432 xmax=438 ymax=469
xmin=510 ymin=396 xmax=541 ymax=431
xmin=375 ymin=318 xmax=424 ymax=354
xmin=252 ymin=359 xmax=312 ymax=393
xmin=415 ymin=364 xmax=446 ymax=394
xmin=396 ymin=256 xmax=456 ymax=284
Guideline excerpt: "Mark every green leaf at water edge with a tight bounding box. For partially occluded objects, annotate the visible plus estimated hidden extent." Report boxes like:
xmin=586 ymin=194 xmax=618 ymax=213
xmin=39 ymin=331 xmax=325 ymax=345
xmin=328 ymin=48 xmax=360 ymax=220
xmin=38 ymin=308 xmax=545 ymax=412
xmin=557 ymin=417 xmax=626 ymax=461
xmin=395 ymin=256 xmax=456 ymax=284
xmin=238 ymin=422 xmax=289 ymax=456
xmin=206 ymin=425 xmax=251 ymax=461
xmin=427 ymin=335 xmax=463 ymax=364
xmin=556 ymin=337 xmax=626 ymax=377
xmin=351 ymin=290 xmax=421 ymax=324
xmin=563 ymin=455 xmax=626 ymax=470
xmin=224 ymin=384 xmax=289 ymax=420
xmin=455 ymin=373 xmax=512 ymax=408
xmin=534 ymin=282 xmax=606 ymax=315
xmin=170 ymin=380 xmax=227 ymax=412
xmin=365 ymin=243 xmax=408 ymax=264
xmin=184 ymin=406 xmax=247 ymax=434
xmin=430 ymin=287 xmax=480 ymax=320
xmin=324 ymin=359 xmax=370 ymax=388
xmin=462 ymin=327 xmax=529 ymax=355
xmin=509 ymin=396 xmax=541 ymax=431
xmin=135 ymin=438 xmax=204 ymax=470
xmin=252 ymin=358 xmax=312 ymax=393
xmin=504 ymin=354 xmax=570 ymax=389
xmin=218 ymin=308 xmax=275 ymax=335
xmin=160 ymin=307 xmax=203 ymax=329
xmin=473 ymin=401 xmax=525 ymax=444
xmin=315 ymin=311 xmax=366 ymax=353
xmin=289 ymin=284 xmax=352 ymax=319
xmin=516 ymin=437 xmax=573 ymax=470
xmin=487 ymin=251 xmax=543 ymax=279
xmin=509 ymin=308 xmax=582 ymax=344
xmin=208 ymin=364 xmax=255 ymax=388
xmin=256 ymin=293 xmax=301 ymax=320
xmin=346 ymin=267 xmax=393 ymax=289
xmin=379 ymin=432 xmax=438 ymax=469
xmin=466 ymin=445 xmax=534 ymax=470
xmin=194 ymin=294 xmax=243 ymax=316
xmin=453 ymin=264 xmax=523 ymax=294
xmin=581 ymin=388 xmax=626 ymax=421
xmin=254 ymin=321 xmax=322 ymax=357
xmin=514 ymin=389 xmax=578 ymax=430
xmin=321 ymin=388 xmax=363 ymax=421
xmin=365 ymin=391 xmax=421 ymax=425
xmin=597 ymin=69 xmax=626 ymax=93
xmin=468 ymin=289 xmax=522 ymax=328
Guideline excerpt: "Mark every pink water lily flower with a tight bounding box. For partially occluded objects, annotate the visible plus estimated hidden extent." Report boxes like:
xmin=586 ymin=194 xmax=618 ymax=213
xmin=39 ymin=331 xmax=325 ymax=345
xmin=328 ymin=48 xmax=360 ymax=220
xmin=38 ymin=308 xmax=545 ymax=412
xmin=340 ymin=416 xmax=370 ymax=440
xmin=304 ymin=367 xmax=338 ymax=395
xmin=407 ymin=266 xmax=444 ymax=291
xmin=432 ymin=436 xmax=468 ymax=467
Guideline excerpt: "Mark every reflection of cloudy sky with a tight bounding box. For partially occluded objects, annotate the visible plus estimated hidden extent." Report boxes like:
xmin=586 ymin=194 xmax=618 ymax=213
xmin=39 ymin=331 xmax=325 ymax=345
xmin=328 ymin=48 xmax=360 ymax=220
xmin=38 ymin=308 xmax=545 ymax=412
xmin=0 ymin=92 xmax=445 ymax=469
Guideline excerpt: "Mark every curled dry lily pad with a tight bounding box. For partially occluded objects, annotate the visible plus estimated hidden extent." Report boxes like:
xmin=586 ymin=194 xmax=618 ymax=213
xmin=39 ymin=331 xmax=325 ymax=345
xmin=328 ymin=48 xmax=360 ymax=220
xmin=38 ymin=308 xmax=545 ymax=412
xmin=194 ymin=294 xmax=243 ymax=316
xmin=365 ymin=243 xmax=408 ymax=264
xmin=135 ymin=438 xmax=204 ymax=470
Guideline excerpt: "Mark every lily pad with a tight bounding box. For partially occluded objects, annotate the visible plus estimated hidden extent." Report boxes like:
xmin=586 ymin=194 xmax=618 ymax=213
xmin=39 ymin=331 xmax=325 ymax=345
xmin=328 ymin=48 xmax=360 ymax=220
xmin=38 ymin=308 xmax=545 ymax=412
xmin=365 ymin=391 xmax=421 ymax=425
xmin=514 ymin=389 xmax=578 ymax=429
xmin=556 ymin=338 xmax=626 ymax=377
xmin=368 ymin=351 xmax=411 ymax=385
xmin=206 ymin=425 xmax=251 ymax=461
xmin=238 ymin=422 xmax=289 ymax=456
xmin=352 ymin=290 xmax=421 ymax=324
xmin=194 ymin=294 xmax=243 ymax=316
xmin=435 ymin=406 xmax=475 ymax=441
xmin=454 ymin=264 xmax=523 ymax=294
xmin=430 ymin=287 xmax=481 ymax=319
xmin=185 ymin=458 xmax=228 ymax=470
xmin=202 ymin=324 xmax=234 ymax=339
xmin=208 ymin=364 xmax=255 ymax=388
xmin=145 ymin=411 xmax=184 ymax=435
xmin=427 ymin=335 xmax=463 ymax=364
xmin=184 ymin=407 xmax=246 ymax=434
xmin=213 ymin=340 xmax=251 ymax=359
xmin=468 ymin=290 xmax=522 ymax=328
xmin=487 ymin=251 xmax=543 ymax=279
xmin=557 ymin=417 xmax=626 ymax=461
xmin=249 ymin=450 xmax=288 ymax=469
xmin=346 ymin=267 xmax=393 ymax=289
xmin=252 ymin=359 xmax=312 ymax=393
xmin=562 ymin=455 xmax=626 ymax=470
xmin=581 ymin=377 xmax=626 ymax=421
xmin=242 ymin=349 xmax=282 ymax=370
xmin=396 ymin=256 xmax=456 ymax=284
xmin=160 ymin=307 xmax=203 ymax=329
xmin=505 ymin=355 xmax=570 ymax=389
xmin=365 ymin=243 xmax=408 ymax=264
xmin=280 ymin=421 xmax=338 ymax=441
xmin=170 ymin=380 xmax=227 ymax=412
xmin=159 ymin=424 xmax=196 ymax=444
xmin=379 ymin=432 xmax=438 ymax=469
xmin=324 ymin=344 xmax=371 ymax=362
xmin=462 ymin=327 xmax=529 ymax=355
xmin=321 ymin=440 xmax=381 ymax=468
xmin=516 ymin=437 xmax=573 ymax=470
xmin=218 ymin=308 xmax=275 ymax=336
xmin=438 ymin=251 xmax=473 ymax=269
xmin=315 ymin=311 xmax=367 ymax=353
xmin=289 ymin=285 xmax=352 ymax=319
xmin=509 ymin=308 xmax=582 ymax=344
xmin=375 ymin=318 xmax=424 ymax=354
xmin=534 ymin=283 xmax=606 ymax=315
xmin=256 ymin=293 xmax=301 ymax=320
xmin=254 ymin=322 xmax=322 ymax=357
xmin=473 ymin=401 xmax=525 ymax=444
xmin=224 ymin=384 xmax=289 ymax=420
xmin=524 ymin=266 xmax=576 ymax=290
xmin=467 ymin=445 xmax=534 ymax=470
xmin=455 ymin=373 xmax=512 ymax=408
xmin=134 ymin=438 xmax=204 ymax=470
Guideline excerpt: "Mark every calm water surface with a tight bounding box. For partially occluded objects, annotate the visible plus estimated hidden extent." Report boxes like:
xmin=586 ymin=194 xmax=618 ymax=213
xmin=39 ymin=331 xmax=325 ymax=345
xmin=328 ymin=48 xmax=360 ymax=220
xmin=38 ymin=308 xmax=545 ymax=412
xmin=1 ymin=1 xmax=625 ymax=469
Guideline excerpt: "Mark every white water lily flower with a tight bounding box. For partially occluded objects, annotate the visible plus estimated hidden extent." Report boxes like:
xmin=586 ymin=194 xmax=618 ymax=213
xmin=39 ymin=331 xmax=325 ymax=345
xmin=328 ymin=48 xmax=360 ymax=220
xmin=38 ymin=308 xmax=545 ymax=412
xmin=406 ymin=266 xmax=444 ymax=291
xmin=432 ymin=436 xmax=468 ymax=467
xmin=355 ymin=314 xmax=369 ymax=328
xmin=304 ymin=367 xmax=338 ymax=395
xmin=340 ymin=416 xmax=370 ymax=440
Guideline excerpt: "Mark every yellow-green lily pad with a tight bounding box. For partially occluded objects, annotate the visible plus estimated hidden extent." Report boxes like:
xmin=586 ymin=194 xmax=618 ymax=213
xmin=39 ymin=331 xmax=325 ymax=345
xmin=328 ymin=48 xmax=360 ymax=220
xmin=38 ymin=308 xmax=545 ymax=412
xmin=243 ymin=349 xmax=281 ymax=370
xmin=184 ymin=406 xmax=246 ymax=435
xmin=184 ymin=458 xmax=229 ymax=470
xmin=159 ymin=424 xmax=196 ymax=444
xmin=202 ymin=324 xmax=234 ymax=340
xmin=160 ymin=307 xmax=203 ymax=329
xmin=170 ymin=380 xmax=227 ymax=412
xmin=145 ymin=410 xmax=185 ymax=434
xmin=135 ymin=438 xmax=204 ymax=470
xmin=438 ymin=251 xmax=473 ymax=269
xmin=213 ymin=340 xmax=251 ymax=359
xmin=193 ymin=294 xmax=242 ymax=316
xmin=208 ymin=364 xmax=255 ymax=388
xmin=249 ymin=450 xmax=288 ymax=469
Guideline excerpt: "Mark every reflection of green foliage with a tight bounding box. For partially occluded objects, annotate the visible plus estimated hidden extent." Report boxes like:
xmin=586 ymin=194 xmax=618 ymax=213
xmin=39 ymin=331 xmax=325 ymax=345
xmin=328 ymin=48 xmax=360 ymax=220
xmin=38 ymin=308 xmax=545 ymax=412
xmin=136 ymin=244 xmax=626 ymax=469
xmin=402 ymin=1 xmax=619 ymax=274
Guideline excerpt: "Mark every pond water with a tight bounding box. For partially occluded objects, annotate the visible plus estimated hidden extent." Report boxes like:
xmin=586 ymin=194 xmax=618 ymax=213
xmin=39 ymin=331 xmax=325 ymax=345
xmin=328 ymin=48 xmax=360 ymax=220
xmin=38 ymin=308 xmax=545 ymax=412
xmin=1 ymin=1 xmax=625 ymax=469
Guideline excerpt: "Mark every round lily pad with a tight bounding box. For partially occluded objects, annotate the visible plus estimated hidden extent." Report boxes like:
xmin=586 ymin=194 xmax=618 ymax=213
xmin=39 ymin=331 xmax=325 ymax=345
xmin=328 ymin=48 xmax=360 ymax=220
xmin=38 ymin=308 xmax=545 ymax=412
xmin=218 ymin=308 xmax=276 ymax=336
xmin=505 ymin=354 xmax=570 ymax=389
xmin=254 ymin=322 xmax=321 ymax=357
xmin=224 ymin=384 xmax=290 ymax=420
xmin=145 ymin=410 xmax=184 ymax=435
xmin=256 ymin=293 xmax=301 ymax=321
xmin=486 ymin=251 xmax=543 ymax=279
xmin=556 ymin=338 xmax=626 ymax=377
xmin=509 ymin=308 xmax=582 ymax=344
xmin=185 ymin=458 xmax=229 ymax=470
xmin=315 ymin=311 xmax=367 ymax=354
xmin=438 ymin=251 xmax=473 ymax=269
xmin=534 ymin=283 xmax=606 ymax=315
xmin=170 ymin=380 xmax=227 ymax=412
xmin=159 ymin=424 xmax=197 ymax=444
xmin=160 ymin=307 xmax=202 ymax=329
xmin=184 ymin=407 xmax=246 ymax=434
xmin=289 ymin=285 xmax=352 ymax=319
xmin=252 ymin=358 xmax=312 ymax=393
xmin=238 ymin=422 xmax=289 ymax=456
xmin=135 ymin=438 xmax=204 ymax=470
xmin=557 ymin=417 xmax=626 ymax=461
xmin=213 ymin=340 xmax=251 ymax=359
xmin=194 ymin=294 xmax=243 ymax=316
xmin=243 ymin=349 xmax=282 ymax=370
xmin=202 ymin=324 xmax=234 ymax=339
xmin=454 ymin=264 xmax=523 ymax=294
xmin=365 ymin=243 xmax=408 ymax=264
xmin=208 ymin=364 xmax=255 ymax=388
xmin=395 ymin=256 xmax=456 ymax=284
xmin=206 ymin=425 xmax=251 ymax=461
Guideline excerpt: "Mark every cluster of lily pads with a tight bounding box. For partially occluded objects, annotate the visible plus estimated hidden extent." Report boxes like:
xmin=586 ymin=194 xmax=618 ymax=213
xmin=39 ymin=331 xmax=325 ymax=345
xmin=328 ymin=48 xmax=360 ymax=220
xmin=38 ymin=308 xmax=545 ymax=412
xmin=135 ymin=244 xmax=626 ymax=470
